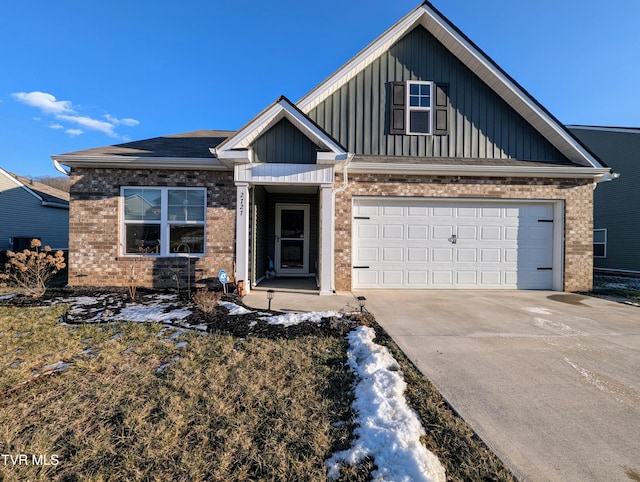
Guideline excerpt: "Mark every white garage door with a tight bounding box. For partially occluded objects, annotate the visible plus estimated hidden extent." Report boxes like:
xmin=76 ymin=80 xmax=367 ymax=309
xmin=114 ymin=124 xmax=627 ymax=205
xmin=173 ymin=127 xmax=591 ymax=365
xmin=352 ymin=199 xmax=556 ymax=289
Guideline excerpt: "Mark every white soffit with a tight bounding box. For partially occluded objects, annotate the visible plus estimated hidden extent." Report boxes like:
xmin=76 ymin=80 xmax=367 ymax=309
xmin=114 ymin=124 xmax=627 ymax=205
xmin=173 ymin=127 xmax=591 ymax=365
xmin=296 ymin=2 xmax=603 ymax=169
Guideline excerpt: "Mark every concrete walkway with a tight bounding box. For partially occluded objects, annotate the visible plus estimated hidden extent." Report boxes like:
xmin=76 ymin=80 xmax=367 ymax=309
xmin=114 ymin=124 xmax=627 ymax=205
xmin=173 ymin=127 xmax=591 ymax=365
xmin=355 ymin=290 xmax=640 ymax=482
xmin=242 ymin=279 xmax=358 ymax=313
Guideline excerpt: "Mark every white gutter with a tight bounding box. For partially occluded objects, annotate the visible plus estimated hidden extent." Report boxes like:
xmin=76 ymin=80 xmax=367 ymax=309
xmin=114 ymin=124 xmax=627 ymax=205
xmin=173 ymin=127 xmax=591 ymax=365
xmin=51 ymin=155 xmax=229 ymax=171
xmin=330 ymin=153 xmax=355 ymax=292
xmin=53 ymin=159 xmax=70 ymax=176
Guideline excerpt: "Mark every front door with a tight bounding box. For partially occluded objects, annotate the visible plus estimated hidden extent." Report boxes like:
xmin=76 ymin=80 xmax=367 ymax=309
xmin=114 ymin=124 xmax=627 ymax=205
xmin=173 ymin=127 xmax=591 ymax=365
xmin=275 ymin=203 xmax=309 ymax=276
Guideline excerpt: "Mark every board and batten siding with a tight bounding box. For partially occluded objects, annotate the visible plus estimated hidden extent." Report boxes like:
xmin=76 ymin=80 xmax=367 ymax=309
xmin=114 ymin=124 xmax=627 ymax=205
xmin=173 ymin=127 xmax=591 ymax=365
xmin=253 ymin=118 xmax=320 ymax=164
xmin=307 ymin=26 xmax=567 ymax=162
xmin=0 ymin=176 xmax=69 ymax=251
xmin=252 ymin=186 xmax=269 ymax=282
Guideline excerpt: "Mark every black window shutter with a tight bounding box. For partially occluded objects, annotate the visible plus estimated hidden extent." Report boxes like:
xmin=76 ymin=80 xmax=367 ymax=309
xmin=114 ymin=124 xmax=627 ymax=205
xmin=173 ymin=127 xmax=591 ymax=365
xmin=434 ymin=83 xmax=449 ymax=135
xmin=389 ymin=81 xmax=406 ymax=135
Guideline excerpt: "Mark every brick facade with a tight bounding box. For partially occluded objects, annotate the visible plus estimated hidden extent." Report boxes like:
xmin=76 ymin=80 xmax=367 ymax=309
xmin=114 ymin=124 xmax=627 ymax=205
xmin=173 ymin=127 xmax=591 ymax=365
xmin=69 ymin=168 xmax=594 ymax=292
xmin=68 ymin=168 xmax=236 ymax=288
xmin=333 ymin=174 xmax=594 ymax=292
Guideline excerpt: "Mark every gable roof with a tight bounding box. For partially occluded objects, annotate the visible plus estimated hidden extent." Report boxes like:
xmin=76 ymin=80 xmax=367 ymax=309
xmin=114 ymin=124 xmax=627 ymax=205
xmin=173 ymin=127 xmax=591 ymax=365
xmin=297 ymin=1 xmax=604 ymax=169
xmin=213 ymin=96 xmax=348 ymax=167
xmin=0 ymin=168 xmax=69 ymax=208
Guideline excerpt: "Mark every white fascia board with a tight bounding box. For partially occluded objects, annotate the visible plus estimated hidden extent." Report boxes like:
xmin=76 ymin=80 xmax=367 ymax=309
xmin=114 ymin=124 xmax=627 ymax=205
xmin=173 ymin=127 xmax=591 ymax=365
xmin=51 ymin=155 xmax=229 ymax=171
xmin=349 ymin=162 xmax=612 ymax=181
xmin=296 ymin=4 xmax=602 ymax=170
xmin=0 ymin=167 xmax=44 ymax=203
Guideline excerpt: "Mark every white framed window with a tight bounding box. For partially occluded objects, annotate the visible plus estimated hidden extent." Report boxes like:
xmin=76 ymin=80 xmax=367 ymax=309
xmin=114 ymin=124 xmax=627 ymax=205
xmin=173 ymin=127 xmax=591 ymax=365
xmin=406 ymin=80 xmax=433 ymax=135
xmin=121 ymin=187 xmax=206 ymax=256
xmin=593 ymin=228 xmax=607 ymax=258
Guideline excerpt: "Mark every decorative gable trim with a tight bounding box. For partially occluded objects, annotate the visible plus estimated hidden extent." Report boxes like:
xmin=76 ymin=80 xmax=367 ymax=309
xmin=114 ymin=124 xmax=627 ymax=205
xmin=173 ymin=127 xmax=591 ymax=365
xmin=297 ymin=1 xmax=604 ymax=170
xmin=212 ymin=96 xmax=348 ymax=168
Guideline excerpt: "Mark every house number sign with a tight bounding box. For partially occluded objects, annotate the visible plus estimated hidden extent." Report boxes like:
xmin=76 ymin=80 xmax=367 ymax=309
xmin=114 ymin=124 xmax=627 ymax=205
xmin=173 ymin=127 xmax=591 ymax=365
xmin=239 ymin=191 xmax=245 ymax=216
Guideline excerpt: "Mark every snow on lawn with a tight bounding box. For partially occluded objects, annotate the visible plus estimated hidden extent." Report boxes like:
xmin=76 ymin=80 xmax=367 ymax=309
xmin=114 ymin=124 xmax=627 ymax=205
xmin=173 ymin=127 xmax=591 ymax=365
xmin=326 ymin=326 xmax=446 ymax=482
xmin=63 ymin=293 xmax=192 ymax=324
xmin=259 ymin=311 xmax=342 ymax=327
xmin=217 ymin=300 xmax=254 ymax=316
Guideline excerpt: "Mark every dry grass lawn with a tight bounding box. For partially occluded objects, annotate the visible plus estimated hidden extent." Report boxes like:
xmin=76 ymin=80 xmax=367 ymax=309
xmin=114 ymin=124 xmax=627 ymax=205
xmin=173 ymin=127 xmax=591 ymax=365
xmin=0 ymin=299 xmax=516 ymax=481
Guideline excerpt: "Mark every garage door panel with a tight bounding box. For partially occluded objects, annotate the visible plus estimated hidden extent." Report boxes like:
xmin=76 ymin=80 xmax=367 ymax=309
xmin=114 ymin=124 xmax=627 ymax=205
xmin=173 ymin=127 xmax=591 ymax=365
xmin=355 ymin=247 xmax=378 ymax=263
xmin=354 ymin=268 xmax=378 ymax=287
xmin=353 ymin=199 xmax=556 ymax=290
xmin=457 ymin=226 xmax=477 ymax=240
xmin=480 ymin=248 xmax=501 ymax=263
xmin=432 ymin=248 xmax=453 ymax=262
xmin=407 ymin=270 xmax=429 ymax=285
xmin=432 ymin=271 xmax=453 ymax=286
xmin=382 ymin=270 xmax=403 ymax=285
xmin=457 ymin=271 xmax=477 ymax=285
xmin=481 ymin=226 xmax=502 ymax=241
xmin=432 ymin=225 xmax=453 ymax=239
xmin=382 ymin=247 xmax=403 ymax=262
xmin=408 ymin=247 xmax=428 ymax=262
xmin=408 ymin=225 xmax=428 ymax=239
xmin=457 ymin=248 xmax=477 ymax=262
xmin=382 ymin=224 xmax=403 ymax=239
xmin=383 ymin=205 xmax=403 ymax=216
xmin=357 ymin=224 xmax=378 ymax=239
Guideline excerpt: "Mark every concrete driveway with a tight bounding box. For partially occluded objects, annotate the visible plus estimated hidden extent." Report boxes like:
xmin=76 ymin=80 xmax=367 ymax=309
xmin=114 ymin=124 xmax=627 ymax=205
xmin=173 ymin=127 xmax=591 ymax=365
xmin=354 ymin=290 xmax=640 ymax=482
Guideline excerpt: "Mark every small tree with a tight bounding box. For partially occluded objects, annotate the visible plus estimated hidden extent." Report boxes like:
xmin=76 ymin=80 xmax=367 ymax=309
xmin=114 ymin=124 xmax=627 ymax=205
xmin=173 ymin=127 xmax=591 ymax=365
xmin=0 ymin=239 xmax=66 ymax=297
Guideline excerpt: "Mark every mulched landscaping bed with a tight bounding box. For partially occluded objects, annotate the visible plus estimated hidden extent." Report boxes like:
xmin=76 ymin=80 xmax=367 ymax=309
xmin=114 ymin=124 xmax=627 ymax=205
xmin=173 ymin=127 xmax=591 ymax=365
xmin=0 ymin=287 xmax=363 ymax=339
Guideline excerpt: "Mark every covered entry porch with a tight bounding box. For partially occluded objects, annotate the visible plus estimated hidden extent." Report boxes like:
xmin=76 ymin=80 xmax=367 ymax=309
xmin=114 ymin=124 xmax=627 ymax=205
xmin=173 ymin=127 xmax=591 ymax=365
xmin=235 ymin=163 xmax=335 ymax=295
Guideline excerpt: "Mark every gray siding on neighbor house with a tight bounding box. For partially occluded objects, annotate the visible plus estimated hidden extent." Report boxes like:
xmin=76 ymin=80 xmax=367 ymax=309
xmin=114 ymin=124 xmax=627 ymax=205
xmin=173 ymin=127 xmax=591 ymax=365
xmin=0 ymin=176 xmax=69 ymax=251
xmin=308 ymin=26 xmax=567 ymax=162
xmin=569 ymin=127 xmax=640 ymax=272
xmin=253 ymin=118 xmax=320 ymax=164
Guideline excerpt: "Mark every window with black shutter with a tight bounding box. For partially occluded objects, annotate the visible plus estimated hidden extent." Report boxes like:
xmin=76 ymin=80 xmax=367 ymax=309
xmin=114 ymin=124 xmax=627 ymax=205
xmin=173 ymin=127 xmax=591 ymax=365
xmin=388 ymin=80 xmax=449 ymax=136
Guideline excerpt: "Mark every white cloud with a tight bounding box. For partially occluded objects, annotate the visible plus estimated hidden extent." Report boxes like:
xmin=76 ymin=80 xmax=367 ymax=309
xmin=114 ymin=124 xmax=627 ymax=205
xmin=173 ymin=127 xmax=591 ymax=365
xmin=12 ymin=90 xmax=139 ymax=140
xmin=12 ymin=91 xmax=74 ymax=115
xmin=105 ymin=114 xmax=140 ymax=127
xmin=57 ymin=114 xmax=117 ymax=137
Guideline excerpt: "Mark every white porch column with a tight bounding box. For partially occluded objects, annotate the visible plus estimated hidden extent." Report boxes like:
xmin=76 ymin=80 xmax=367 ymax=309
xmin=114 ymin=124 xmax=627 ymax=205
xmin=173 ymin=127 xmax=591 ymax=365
xmin=235 ymin=182 xmax=250 ymax=294
xmin=319 ymin=183 xmax=334 ymax=295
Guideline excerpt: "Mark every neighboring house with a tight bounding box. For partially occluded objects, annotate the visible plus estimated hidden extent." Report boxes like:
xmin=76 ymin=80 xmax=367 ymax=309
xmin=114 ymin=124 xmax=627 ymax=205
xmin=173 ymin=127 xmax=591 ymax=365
xmin=52 ymin=2 xmax=615 ymax=293
xmin=0 ymin=167 xmax=69 ymax=252
xmin=568 ymin=126 xmax=639 ymax=274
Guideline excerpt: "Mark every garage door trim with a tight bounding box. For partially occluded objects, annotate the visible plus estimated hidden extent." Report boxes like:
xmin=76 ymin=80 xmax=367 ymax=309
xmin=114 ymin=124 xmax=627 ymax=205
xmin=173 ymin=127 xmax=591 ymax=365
xmin=352 ymin=197 xmax=564 ymax=290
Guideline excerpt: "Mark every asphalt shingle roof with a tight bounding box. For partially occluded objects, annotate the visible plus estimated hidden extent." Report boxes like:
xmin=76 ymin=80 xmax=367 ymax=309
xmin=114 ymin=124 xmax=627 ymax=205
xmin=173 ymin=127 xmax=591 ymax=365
xmin=60 ymin=130 xmax=233 ymax=159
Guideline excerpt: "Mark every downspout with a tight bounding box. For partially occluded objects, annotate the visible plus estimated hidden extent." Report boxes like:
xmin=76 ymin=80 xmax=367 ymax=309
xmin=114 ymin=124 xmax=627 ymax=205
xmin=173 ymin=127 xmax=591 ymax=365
xmin=330 ymin=153 xmax=354 ymax=292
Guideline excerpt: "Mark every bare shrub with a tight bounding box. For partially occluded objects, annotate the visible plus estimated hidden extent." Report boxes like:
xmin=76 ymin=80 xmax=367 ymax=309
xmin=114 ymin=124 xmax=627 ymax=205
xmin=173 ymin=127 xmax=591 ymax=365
xmin=0 ymin=239 xmax=66 ymax=297
xmin=192 ymin=288 xmax=222 ymax=313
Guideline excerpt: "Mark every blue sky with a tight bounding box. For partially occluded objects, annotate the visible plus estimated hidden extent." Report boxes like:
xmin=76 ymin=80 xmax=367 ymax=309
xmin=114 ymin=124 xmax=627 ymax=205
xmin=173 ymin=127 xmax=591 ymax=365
xmin=1 ymin=0 xmax=639 ymax=178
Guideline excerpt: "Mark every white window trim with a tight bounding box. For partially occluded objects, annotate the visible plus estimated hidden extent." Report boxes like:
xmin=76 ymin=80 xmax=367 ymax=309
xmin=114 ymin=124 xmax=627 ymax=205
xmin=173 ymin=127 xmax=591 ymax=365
xmin=120 ymin=186 xmax=207 ymax=257
xmin=593 ymin=228 xmax=607 ymax=258
xmin=406 ymin=80 xmax=433 ymax=135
